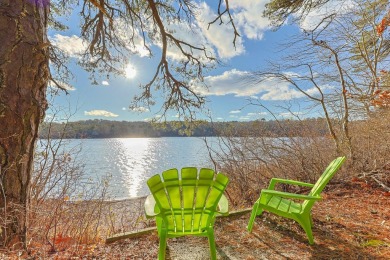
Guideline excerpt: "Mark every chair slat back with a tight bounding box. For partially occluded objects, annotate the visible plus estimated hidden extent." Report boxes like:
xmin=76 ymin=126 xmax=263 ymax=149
xmin=147 ymin=167 xmax=229 ymax=234
xmin=302 ymin=156 xmax=346 ymax=210
xmin=309 ymin=156 xmax=346 ymax=197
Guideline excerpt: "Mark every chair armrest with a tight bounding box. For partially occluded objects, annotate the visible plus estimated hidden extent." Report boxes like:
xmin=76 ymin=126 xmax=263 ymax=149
xmin=216 ymin=194 xmax=229 ymax=216
xmin=144 ymin=194 xmax=159 ymax=218
xmin=268 ymin=178 xmax=315 ymax=190
xmin=261 ymin=189 xmax=321 ymax=201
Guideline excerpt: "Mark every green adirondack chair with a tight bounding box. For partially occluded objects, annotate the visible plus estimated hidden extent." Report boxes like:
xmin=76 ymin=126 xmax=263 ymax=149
xmin=145 ymin=167 xmax=230 ymax=260
xmin=247 ymin=156 xmax=346 ymax=244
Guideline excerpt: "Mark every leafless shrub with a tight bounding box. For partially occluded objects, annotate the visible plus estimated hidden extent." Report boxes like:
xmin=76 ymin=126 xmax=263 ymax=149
xmin=27 ymin=98 xmax=147 ymax=255
xmin=206 ymin=119 xmax=339 ymax=208
xmin=349 ymin=110 xmax=390 ymax=190
xmin=208 ymin=108 xmax=389 ymax=209
xmin=350 ymin=110 xmax=390 ymax=171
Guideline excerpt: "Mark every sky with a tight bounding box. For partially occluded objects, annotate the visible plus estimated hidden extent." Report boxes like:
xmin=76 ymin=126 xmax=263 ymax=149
xmin=48 ymin=0 xmax=347 ymax=122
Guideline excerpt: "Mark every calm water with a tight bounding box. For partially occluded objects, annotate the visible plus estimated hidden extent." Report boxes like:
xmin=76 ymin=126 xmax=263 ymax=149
xmin=61 ymin=137 xmax=218 ymax=199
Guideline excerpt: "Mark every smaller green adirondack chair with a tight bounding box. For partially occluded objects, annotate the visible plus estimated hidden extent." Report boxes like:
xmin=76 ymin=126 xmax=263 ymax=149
xmin=247 ymin=156 xmax=346 ymax=244
xmin=145 ymin=167 xmax=229 ymax=260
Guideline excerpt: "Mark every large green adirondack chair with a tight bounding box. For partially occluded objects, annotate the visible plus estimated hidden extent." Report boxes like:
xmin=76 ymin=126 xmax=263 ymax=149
xmin=247 ymin=156 xmax=346 ymax=244
xmin=145 ymin=167 xmax=230 ymax=260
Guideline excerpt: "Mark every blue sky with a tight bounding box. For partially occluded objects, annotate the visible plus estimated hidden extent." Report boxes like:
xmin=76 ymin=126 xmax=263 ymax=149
xmin=48 ymin=0 xmax=345 ymax=122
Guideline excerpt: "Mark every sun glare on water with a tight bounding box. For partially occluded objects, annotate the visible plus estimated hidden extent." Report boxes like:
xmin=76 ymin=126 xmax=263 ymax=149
xmin=125 ymin=64 xmax=137 ymax=79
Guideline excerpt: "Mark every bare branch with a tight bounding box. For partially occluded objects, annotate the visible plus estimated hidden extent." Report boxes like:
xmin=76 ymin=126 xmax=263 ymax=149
xmin=208 ymin=0 xmax=240 ymax=48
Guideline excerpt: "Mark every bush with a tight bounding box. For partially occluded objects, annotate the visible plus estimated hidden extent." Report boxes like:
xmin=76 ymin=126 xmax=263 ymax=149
xmin=208 ymin=114 xmax=389 ymax=208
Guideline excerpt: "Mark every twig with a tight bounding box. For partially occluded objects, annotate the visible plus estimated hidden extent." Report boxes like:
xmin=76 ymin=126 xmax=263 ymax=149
xmin=370 ymin=176 xmax=390 ymax=192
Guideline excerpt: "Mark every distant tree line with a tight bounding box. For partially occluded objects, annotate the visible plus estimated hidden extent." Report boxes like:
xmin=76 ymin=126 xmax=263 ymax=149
xmin=38 ymin=118 xmax=331 ymax=139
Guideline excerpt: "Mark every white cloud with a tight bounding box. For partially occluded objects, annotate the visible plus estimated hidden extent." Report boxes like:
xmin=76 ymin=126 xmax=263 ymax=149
xmin=132 ymin=107 xmax=149 ymax=113
xmin=44 ymin=114 xmax=54 ymax=121
xmin=102 ymin=81 xmax=109 ymax=86
xmin=155 ymin=0 xmax=272 ymax=63
xmin=230 ymin=0 xmax=270 ymax=40
xmin=48 ymin=80 xmax=76 ymax=91
xmin=305 ymin=84 xmax=334 ymax=96
xmin=50 ymin=2 xmax=272 ymax=67
xmin=247 ymin=112 xmax=260 ymax=116
xmin=50 ymin=34 xmax=88 ymax=58
xmin=159 ymin=21 xmax=216 ymax=62
xmin=111 ymin=2 xmax=271 ymax=63
xmin=244 ymin=112 xmax=267 ymax=119
xmin=239 ymin=116 xmax=251 ymax=120
xmin=154 ymin=1 xmax=268 ymax=62
xmin=50 ymin=20 xmax=151 ymax=60
xmin=259 ymin=83 xmax=304 ymax=100
xmin=187 ymin=1 xmax=270 ymax=60
xmin=192 ymin=69 xmax=305 ymax=100
xmin=114 ymin=19 xmax=150 ymax=57
xmin=279 ymin=112 xmax=304 ymax=118
xmin=196 ymin=2 xmax=245 ymax=59
xmin=143 ymin=114 xmax=162 ymax=122
xmin=299 ymin=0 xmax=356 ymax=31
xmin=192 ymin=69 xmax=250 ymax=96
xmin=84 ymin=110 xmax=119 ymax=117
xmin=229 ymin=110 xmax=241 ymax=114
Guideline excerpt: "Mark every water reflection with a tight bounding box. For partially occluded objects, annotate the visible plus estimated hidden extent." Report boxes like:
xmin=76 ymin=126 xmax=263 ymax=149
xmin=75 ymin=137 xmax=215 ymax=199
xmin=114 ymin=138 xmax=153 ymax=198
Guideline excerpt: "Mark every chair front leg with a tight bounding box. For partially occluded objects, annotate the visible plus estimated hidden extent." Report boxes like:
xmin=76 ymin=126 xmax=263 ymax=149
xmin=158 ymin=229 xmax=168 ymax=260
xmin=297 ymin=216 xmax=314 ymax=245
xmin=247 ymin=201 xmax=262 ymax=232
xmin=207 ymin=228 xmax=217 ymax=260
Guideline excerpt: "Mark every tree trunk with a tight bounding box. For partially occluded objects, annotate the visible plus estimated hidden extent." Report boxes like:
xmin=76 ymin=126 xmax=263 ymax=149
xmin=0 ymin=0 xmax=49 ymax=248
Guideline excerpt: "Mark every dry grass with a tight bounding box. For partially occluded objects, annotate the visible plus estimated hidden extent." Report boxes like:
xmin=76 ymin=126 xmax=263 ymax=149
xmin=2 ymin=182 xmax=389 ymax=259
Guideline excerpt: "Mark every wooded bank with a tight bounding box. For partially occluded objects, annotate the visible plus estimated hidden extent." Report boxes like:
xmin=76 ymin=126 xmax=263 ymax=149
xmin=39 ymin=118 xmax=331 ymax=139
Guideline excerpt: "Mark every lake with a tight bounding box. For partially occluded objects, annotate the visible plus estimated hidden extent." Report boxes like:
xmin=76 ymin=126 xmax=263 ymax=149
xmin=51 ymin=137 xmax=220 ymax=199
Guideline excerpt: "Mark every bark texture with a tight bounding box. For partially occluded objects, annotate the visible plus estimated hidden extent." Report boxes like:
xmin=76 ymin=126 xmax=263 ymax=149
xmin=0 ymin=0 xmax=49 ymax=247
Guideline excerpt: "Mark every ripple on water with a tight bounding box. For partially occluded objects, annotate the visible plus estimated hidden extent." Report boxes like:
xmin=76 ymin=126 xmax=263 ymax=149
xmin=51 ymin=137 xmax=218 ymax=199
